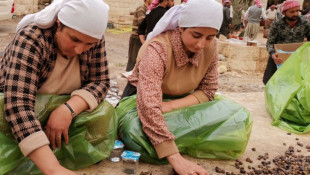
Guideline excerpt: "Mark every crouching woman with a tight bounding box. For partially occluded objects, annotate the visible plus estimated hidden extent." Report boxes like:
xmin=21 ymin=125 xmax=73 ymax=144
xmin=119 ymin=0 xmax=252 ymax=174
xmin=118 ymin=0 xmax=228 ymax=174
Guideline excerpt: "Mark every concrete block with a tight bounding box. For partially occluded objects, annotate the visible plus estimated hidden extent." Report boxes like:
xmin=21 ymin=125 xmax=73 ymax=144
xmin=14 ymin=0 xmax=24 ymax=4
xmin=228 ymin=60 xmax=257 ymax=72
xmin=15 ymin=5 xmax=26 ymax=15
xmin=217 ymin=41 xmax=230 ymax=57
xmin=217 ymin=39 xmax=269 ymax=72
xmin=255 ymin=60 xmax=268 ymax=72
xmin=259 ymin=47 xmax=269 ymax=61
xmin=229 ymin=44 xmax=260 ymax=61
xmin=216 ymin=40 xmax=225 ymax=55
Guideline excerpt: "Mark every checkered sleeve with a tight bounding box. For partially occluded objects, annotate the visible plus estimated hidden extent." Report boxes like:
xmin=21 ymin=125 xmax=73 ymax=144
xmin=79 ymin=36 xmax=110 ymax=104
xmin=4 ymin=27 xmax=44 ymax=142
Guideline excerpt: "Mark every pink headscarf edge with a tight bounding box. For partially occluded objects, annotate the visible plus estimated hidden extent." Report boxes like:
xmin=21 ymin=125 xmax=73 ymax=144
xmin=254 ymin=0 xmax=262 ymax=8
xmin=280 ymin=0 xmax=300 ymax=12
xmin=148 ymin=0 xmax=159 ymax=11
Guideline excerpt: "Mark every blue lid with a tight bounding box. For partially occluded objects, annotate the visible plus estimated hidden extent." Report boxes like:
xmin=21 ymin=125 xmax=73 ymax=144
xmin=121 ymin=150 xmax=141 ymax=161
xmin=114 ymin=140 xmax=124 ymax=149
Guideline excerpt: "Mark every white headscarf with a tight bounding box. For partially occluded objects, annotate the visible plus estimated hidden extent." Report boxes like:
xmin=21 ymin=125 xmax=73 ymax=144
xmin=16 ymin=0 xmax=109 ymax=39
xmin=147 ymin=0 xmax=223 ymax=40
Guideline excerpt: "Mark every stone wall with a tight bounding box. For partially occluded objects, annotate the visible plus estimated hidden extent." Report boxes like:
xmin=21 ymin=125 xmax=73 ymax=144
xmin=14 ymin=0 xmax=39 ymax=16
xmin=105 ymin=0 xmax=141 ymax=22
xmin=105 ymin=0 xmax=181 ymax=23
xmin=13 ymin=0 xmax=182 ymax=21
xmin=217 ymin=40 xmax=269 ymax=72
xmin=13 ymin=0 xmax=306 ymax=19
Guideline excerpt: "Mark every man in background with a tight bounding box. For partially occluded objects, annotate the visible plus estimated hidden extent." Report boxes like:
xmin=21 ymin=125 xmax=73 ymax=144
xmin=265 ymin=5 xmax=277 ymax=28
xmin=218 ymin=0 xmax=233 ymax=38
xmin=263 ymin=0 xmax=310 ymax=84
xmin=243 ymin=0 xmax=267 ymax=40
xmin=263 ymin=5 xmax=277 ymax=38
xmin=138 ymin=0 xmax=174 ymax=44
xmin=125 ymin=0 xmax=152 ymax=71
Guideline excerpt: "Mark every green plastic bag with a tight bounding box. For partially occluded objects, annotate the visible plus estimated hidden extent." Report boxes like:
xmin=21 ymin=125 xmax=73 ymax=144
xmin=265 ymin=42 xmax=310 ymax=134
xmin=116 ymin=95 xmax=252 ymax=164
xmin=0 ymin=94 xmax=118 ymax=175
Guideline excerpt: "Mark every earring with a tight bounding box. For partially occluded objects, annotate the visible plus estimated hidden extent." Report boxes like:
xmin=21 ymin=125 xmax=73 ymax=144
xmin=55 ymin=31 xmax=59 ymax=41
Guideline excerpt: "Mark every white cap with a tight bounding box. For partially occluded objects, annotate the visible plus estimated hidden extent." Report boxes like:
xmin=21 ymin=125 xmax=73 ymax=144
xmin=179 ymin=0 xmax=223 ymax=29
xmin=17 ymin=0 xmax=109 ymax=39
xmin=147 ymin=0 xmax=223 ymax=40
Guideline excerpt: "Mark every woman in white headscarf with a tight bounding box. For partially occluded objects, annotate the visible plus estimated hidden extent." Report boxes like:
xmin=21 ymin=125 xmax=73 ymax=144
xmin=0 ymin=0 xmax=109 ymax=174
xmin=120 ymin=0 xmax=223 ymax=174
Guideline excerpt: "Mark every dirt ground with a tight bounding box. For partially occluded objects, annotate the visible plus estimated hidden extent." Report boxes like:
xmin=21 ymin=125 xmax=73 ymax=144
xmin=1 ymin=18 xmax=309 ymax=175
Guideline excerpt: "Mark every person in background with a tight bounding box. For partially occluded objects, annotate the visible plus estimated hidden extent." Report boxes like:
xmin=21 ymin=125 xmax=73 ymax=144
xmin=263 ymin=0 xmax=310 ymax=84
xmin=304 ymin=8 xmax=310 ymax=22
xmin=218 ymin=0 xmax=233 ymax=38
xmin=0 ymin=0 xmax=110 ymax=174
xmin=125 ymin=0 xmax=152 ymax=71
xmin=181 ymin=0 xmax=188 ymax=3
xmin=167 ymin=0 xmax=175 ymax=9
xmin=138 ymin=0 xmax=174 ymax=44
xmin=243 ymin=0 xmax=268 ymax=40
xmin=121 ymin=0 xmax=223 ymax=174
xmin=276 ymin=3 xmax=284 ymax=20
xmin=263 ymin=5 xmax=277 ymax=38
xmin=265 ymin=5 xmax=277 ymax=28
xmin=302 ymin=2 xmax=310 ymax=15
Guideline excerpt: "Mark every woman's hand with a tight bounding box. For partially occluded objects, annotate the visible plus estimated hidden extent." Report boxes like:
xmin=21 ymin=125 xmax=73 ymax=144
xmin=45 ymin=104 xmax=73 ymax=149
xmin=167 ymin=153 xmax=208 ymax=175
xmin=45 ymin=96 xmax=89 ymax=149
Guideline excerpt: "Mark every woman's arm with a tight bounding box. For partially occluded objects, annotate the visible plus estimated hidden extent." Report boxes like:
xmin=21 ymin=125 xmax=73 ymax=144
xmin=136 ymin=42 xmax=177 ymax=156
xmin=136 ymin=41 xmax=208 ymax=175
xmin=3 ymin=25 xmax=74 ymax=174
xmin=76 ymin=36 xmax=110 ymax=110
xmin=46 ymin=37 xmax=110 ymax=149
xmin=161 ymin=94 xmax=199 ymax=113
xmin=29 ymin=145 xmax=77 ymax=175
xmin=45 ymin=95 xmax=88 ymax=148
xmin=4 ymin=26 xmax=48 ymax=153
xmin=138 ymin=17 xmax=147 ymax=44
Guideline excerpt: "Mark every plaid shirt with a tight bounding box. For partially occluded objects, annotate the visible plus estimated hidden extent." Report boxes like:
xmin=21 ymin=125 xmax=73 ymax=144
xmin=267 ymin=16 xmax=310 ymax=55
xmin=0 ymin=23 xmax=110 ymax=142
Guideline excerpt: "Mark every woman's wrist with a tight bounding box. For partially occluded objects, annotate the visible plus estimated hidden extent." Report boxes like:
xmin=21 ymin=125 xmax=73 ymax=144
xmin=28 ymin=145 xmax=61 ymax=174
xmin=167 ymin=152 xmax=182 ymax=163
xmin=64 ymin=102 xmax=77 ymax=118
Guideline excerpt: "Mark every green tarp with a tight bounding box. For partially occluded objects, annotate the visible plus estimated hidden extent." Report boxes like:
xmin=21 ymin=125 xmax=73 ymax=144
xmin=0 ymin=94 xmax=118 ymax=175
xmin=265 ymin=42 xmax=310 ymax=134
xmin=116 ymin=95 xmax=252 ymax=164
